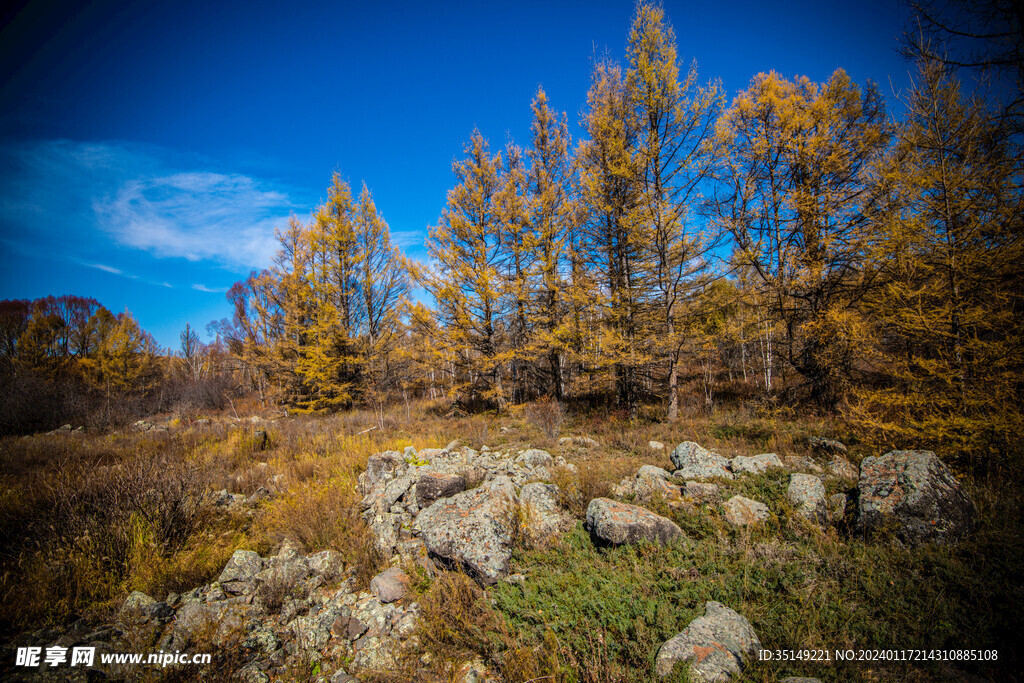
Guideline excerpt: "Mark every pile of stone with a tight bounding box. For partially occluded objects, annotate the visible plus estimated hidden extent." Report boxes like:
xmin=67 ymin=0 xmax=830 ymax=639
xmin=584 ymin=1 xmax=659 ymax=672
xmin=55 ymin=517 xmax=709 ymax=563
xmin=610 ymin=440 xmax=976 ymax=544
xmin=359 ymin=444 xmax=575 ymax=584
xmin=6 ymin=543 xmax=422 ymax=682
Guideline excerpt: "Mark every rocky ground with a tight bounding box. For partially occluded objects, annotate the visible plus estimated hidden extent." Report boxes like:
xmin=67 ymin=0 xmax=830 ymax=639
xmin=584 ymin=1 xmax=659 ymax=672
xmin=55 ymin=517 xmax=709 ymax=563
xmin=2 ymin=433 xmax=979 ymax=682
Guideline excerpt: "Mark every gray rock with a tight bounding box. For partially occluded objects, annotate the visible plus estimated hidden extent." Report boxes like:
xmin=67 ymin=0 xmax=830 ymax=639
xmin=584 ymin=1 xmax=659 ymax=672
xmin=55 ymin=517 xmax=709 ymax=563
xmin=519 ymin=482 xmax=566 ymax=540
xmin=218 ymin=549 xmax=263 ymax=595
xmin=781 ymin=678 xmax=823 ymax=683
xmin=558 ymin=436 xmax=600 ymax=449
xmin=168 ymin=600 xmax=255 ymax=649
xmin=808 ymin=436 xmax=847 ymax=455
xmin=416 ymin=472 xmax=467 ymax=507
xmin=516 ymin=448 xmax=554 ymax=468
xmin=370 ymin=567 xmax=410 ymax=604
xmin=654 ymin=601 xmax=762 ymax=679
xmin=670 ymin=442 xmax=734 ymax=480
xmin=723 ymin=496 xmax=770 ymax=526
xmin=783 ymin=455 xmax=824 ymax=474
xmin=331 ymin=669 xmax=361 ymax=683
xmin=117 ymin=591 xmax=156 ymax=621
xmin=358 ymin=451 xmax=406 ymax=494
xmin=826 ymin=455 xmax=858 ymax=482
xmin=585 ymin=498 xmax=684 ymax=546
xmin=730 ymin=453 xmax=783 ymax=475
xmin=614 ymin=466 xmax=681 ymax=504
xmin=351 ymin=634 xmax=397 ymax=672
xmin=380 ymin=475 xmax=416 ymax=510
xmin=787 ymin=473 xmax=827 ymax=523
xmin=638 ymin=464 xmax=672 ymax=480
xmin=648 ymin=441 xmax=665 ymax=451
xmin=306 ymin=549 xmax=346 ymax=580
xmin=414 ymin=483 xmax=517 ymax=584
xmin=857 ymin=450 xmax=977 ymax=545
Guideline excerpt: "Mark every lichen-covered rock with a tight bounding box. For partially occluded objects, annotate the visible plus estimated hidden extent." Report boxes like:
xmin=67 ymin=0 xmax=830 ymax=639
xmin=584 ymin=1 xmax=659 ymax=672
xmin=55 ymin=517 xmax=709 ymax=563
xmin=787 ymin=473 xmax=827 ymax=523
xmin=515 ymin=448 xmax=554 ymax=468
xmin=518 ymin=482 xmax=566 ymax=541
xmin=358 ymin=451 xmax=406 ymax=494
xmin=218 ymin=549 xmax=264 ymax=595
xmin=585 ymin=498 xmax=684 ymax=546
xmin=826 ymin=455 xmax=858 ymax=482
xmin=783 ymin=455 xmax=825 ymax=474
xmin=654 ymin=601 xmax=762 ymax=679
xmin=413 ymin=482 xmax=517 ymax=584
xmin=857 ymin=450 xmax=977 ymax=545
xmin=648 ymin=441 xmax=665 ymax=451
xmin=369 ymin=567 xmax=410 ymax=604
xmin=670 ymin=442 xmax=733 ymax=480
xmin=416 ymin=472 xmax=466 ymax=507
xmin=614 ymin=465 xmax=681 ymax=504
xmin=722 ymin=496 xmax=770 ymax=526
xmin=730 ymin=453 xmax=783 ymax=476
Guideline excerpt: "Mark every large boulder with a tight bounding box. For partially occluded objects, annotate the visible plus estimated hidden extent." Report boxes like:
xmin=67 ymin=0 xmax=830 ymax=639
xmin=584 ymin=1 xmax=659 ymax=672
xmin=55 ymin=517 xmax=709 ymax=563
xmin=585 ymin=498 xmax=684 ymax=547
xmin=670 ymin=442 xmax=733 ymax=480
xmin=413 ymin=481 xmax=517 ymax=584
xmin=857 ymin=450 xmax=977 ymax=545
xmin=655 ymin=601 xmax=762 ymax=679
xmin=787 ymin=473 xmax=827 ymax=523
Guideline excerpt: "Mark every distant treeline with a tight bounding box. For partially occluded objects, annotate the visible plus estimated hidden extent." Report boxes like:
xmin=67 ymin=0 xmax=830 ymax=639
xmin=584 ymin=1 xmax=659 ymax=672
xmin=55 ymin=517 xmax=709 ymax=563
xmin=0 ymin=295 xmax=233 ymax=434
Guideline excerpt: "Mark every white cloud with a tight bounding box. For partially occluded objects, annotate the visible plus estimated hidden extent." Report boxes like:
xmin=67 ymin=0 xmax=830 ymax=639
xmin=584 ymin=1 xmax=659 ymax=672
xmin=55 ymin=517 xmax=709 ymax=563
xmin=192 ymin=283 xmax=229 ymax=293
xmin=94 ymin=169 xmax=293 ymax=268
xmin=0 ymin=140 xmax=298 ymax=271
xmin=77 ymin=260 xmax=124 ymax=275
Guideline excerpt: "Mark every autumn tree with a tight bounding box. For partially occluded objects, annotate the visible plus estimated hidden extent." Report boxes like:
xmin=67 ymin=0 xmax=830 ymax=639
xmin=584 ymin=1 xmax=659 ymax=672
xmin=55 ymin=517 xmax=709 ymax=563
xmin=855 ymin=56 xmax=1024 ymax=453
xmin=95 ymin=311 xmax=159 ymax=393
xmin=495 ymin=142 xmax=534 ymax=402
xmin=626 ymin=2 xmax=724 ymax=419
xmin=525 ymin=87 xmax=575 ymax=400
xmin=577 ymin=57 xmax=647 ymax=414
xmin=710 ymin=69 xmax=889 ymax=407
xmin=353 ymin=182 xmax=410 ymax=414
xmin=420 ymin=131 xmax=508 ymax=411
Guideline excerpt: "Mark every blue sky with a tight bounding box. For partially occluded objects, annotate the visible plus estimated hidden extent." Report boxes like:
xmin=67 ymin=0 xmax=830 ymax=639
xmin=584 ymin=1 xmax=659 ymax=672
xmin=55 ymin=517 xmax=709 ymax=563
xmin=0 ymin=0 xmax=913 ymax=350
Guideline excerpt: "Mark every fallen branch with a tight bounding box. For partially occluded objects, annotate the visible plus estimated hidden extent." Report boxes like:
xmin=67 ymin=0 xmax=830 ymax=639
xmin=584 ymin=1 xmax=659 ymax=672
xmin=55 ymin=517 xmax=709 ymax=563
xmin=356 ymin=425 xmax=379 ymax=435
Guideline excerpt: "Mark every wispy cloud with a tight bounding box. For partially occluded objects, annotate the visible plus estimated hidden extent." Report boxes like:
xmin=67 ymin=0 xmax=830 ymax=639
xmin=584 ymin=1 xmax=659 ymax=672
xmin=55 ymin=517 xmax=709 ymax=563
xmin=94 ymin=171 xmax=292 ymax=267
xmin=76 ymin=260 xmax=124 ymax=275
xmin=192 ymin=283 xmax=229 ymax=293
xmin=0 ymin=140 xmax=298 ymax=271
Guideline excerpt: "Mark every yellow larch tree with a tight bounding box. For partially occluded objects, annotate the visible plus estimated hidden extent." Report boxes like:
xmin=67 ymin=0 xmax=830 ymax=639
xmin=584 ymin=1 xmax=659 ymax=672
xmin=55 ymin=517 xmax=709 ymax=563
xmin=420 ymin=131 xmax=509 ymax=411
xmin=626 ymin=1 xmax=724 ymax=420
